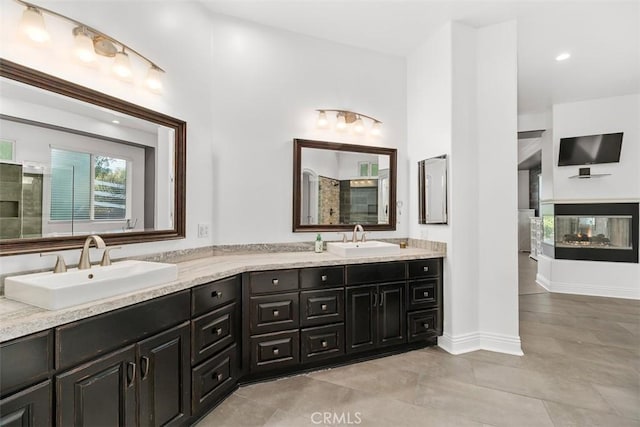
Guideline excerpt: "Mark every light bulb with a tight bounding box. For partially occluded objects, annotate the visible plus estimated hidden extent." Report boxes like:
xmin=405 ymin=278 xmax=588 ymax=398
xmin=354 ymin=116 xmax=365 ymax=134
xmin=336 ymin=113 xmax=347 ymax=130
xmin=316 ymin=110 xmax=328 ymax=128
xmin=146 ymin=65 xmax=163 ymax=92
xmin=20 ymin=7 xmax=50 ymax=43
xmin=113 ymin=51 xmax=132 ymax=79
xmin=73 ymin=28 xmax=96 ymax=63
xmin=555 ymin=52 xmax=571 ymax=61
xmin=371 ymin=121 xmax=382 ymax=136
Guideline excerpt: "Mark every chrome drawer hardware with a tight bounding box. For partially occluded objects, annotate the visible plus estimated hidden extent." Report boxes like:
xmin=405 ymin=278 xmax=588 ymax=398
xmin=214 ymin=328 xmax=223 ymax=336
xmin=272 ymin=279 xmax=279 ymax=285
xmin=321 ymin=304 xmax=328 ymax=311
xmin=423 ymin=291 xmax=430 ymax=297
xmin=321 ymin=340 xmax=328 ymax=348
xmin=273 ymin=309 xmax=280 ymax=317
xmin=211 ymin=290 xmax=223 ymax=298
xmin=423 ymin=266 xmax=429 ymax=272
xmin=423 ymin=322 xmax=430 ymax=329
xmin=321 ymin=275 xmax=327 ymax=282
xmin=213 ymin=372 xmax=223 ymax=381
xmin=272 ymin=348 xmax=280 ymax=356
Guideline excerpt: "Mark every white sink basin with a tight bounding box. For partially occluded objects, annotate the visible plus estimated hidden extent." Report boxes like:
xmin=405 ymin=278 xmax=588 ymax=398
xmin=4 ymin=260 xmax=178 ymax=310
xmin=326 ymin=241 xmax=401 ymax=257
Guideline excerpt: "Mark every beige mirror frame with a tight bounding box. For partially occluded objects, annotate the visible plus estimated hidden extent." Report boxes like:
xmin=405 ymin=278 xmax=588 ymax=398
xmin=0 ymin=59 xmax=186 ymax=255
xmin=292 ymin=138 xmax=397 ymax=232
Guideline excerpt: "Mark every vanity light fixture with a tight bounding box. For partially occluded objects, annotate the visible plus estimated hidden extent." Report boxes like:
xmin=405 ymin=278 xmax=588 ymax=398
xmin=555 ymin=52 xmax=571 ymax=61
xmin=15 ymin=0 xmax=165 ymax=93
xmin=315 ymin=109 xmax=382 ymax=136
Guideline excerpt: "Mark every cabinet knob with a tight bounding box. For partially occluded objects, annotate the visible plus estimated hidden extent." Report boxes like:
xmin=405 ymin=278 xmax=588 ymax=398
xmin=321 ymin=275 xmax=327 ymax=282
xmin=273 ymin=309 xmax=280 ymax=317
xmin=423 ymin=291 xmax=430 ymax=297
xmin=321 ymin=340 xmax=328 ymax=348
xmin=212 ymin=372 xmax=223 ymax=382
xmin=321 ymin=304 xmax=328 ymax=311
xmin=423 ymin=323 xmax=430 ymax=329
xmin=214 ymin=327 xmax=223 ymax=336
xmin=272 ymin=347 xmax=280 ymax=356
xmin=211 ymin=290 xmax=223 ymax=298
xmin=272 ymin=279 xmax=279 ymax=285
xmin=423 ymin=266 xmax=429 ymax=272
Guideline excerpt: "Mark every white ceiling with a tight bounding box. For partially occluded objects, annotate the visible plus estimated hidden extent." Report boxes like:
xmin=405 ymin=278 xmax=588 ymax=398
xmin=200 ymin=0 xmax=640 ymax=114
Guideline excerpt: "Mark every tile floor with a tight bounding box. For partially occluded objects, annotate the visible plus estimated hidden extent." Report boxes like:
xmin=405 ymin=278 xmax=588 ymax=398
xmin=197 ymin=253 xmax=640 ymax=426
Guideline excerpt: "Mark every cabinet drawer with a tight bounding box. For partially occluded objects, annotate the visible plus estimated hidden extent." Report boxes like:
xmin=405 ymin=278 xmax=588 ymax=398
xmin=250 ymin=330 xmax=299 ymax=373
xmin=0 ymin=330 xmax=53 ymax=398
xmin=56 ymin=291 xmax=190 ymax=370
xmin=250 ymin=293 xmax=299 ymax=335
xmin=407 ymin=279 xmax=439 ymax=310
xmin=191 ymin=276 xmax=240 ymax=317
xmin=192 ymin=303 xmax=238 ymax=365
xmin=0 ymin=380 xmax=51 ymax=426
xmin=300 ymin=289 xmax=344 ymax=327
xmin=191 ymin=344 xmax=237 ymax=415
xmin=407 ymin=259 xmax=441 ymax=279
xmin=250 ymin=269 xmax=298 ymax=294
xmin=408 ymin=309 xmax=441 ymax=342
xmin=300 ymin=266 xmax=344 ymax=289
xmin=346 ymin=262 xmax=406 ymax=285
xmin=301 ymin=324 xmax=345 ymax=363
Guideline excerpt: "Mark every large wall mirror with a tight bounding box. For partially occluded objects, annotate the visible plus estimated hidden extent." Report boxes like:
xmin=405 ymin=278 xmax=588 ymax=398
xmin=418 ymin=154 xmax=448 ymax=224
xmin=293 ymin=139 xmax=396 ymax=232
xmin=0 ymin=59 xmax=186 ymax=255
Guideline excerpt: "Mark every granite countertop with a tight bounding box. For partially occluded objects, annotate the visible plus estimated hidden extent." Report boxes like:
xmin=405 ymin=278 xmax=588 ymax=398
xmin=0 ymin=247 xmax=444 ymax=342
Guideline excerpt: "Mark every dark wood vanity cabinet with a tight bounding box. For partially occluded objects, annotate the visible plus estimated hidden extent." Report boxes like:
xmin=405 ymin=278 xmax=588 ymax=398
xmin=406 ymin=259 xmax=443 ymax=341
xmin=0 ymin=380 xmax=51 ymax=427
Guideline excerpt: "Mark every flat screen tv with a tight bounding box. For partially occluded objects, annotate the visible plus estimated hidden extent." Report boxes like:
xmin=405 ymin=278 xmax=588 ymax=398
xmin=558 ymin=132 xmax=623 ymax=166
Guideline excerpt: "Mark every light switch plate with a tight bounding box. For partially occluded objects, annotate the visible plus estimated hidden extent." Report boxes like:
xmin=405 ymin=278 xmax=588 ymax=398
xmin=197 ymin=223 xmax=209 ymax=238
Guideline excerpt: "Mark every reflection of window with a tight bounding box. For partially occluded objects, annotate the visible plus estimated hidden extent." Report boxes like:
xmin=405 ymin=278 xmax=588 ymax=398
xmin=50 ymin=148 xmax=127 ymax=221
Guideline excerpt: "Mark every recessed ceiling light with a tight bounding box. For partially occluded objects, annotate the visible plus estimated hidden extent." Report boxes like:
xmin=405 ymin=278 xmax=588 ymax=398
xmin=555 ymin=52 xmax=571 ymax=61
xmin=112 ymin=119 xmax=120 ymax=124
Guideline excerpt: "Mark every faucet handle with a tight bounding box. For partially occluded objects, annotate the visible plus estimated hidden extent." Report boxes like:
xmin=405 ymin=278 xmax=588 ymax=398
xmin=100 ymin=246 xmax=122 ymax=266
xmin=361 ymin=233 xmax=368 ymax=243
xmin=340 ymin=233 xmax=348 ymax=243
xmin=40 ymin=253 xmax=67 ymax=273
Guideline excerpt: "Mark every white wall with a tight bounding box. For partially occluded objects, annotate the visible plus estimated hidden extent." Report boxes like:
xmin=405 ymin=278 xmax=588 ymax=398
xmin=0 ymin=0 xmax=406 ymax=273
xmin=407 ymin=21 xmax=521 ymax=356
xmin=552 ymin=94 xmax=640 ymax=201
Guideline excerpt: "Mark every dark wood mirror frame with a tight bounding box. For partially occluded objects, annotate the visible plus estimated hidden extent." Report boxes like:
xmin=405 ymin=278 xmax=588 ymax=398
xmin=0 ymin=59 xmax=186 ymax=255
xmin=293 ymin=138 xmax=397 ymax=232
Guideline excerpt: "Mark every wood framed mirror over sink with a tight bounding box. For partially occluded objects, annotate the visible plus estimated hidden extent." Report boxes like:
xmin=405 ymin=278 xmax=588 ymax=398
xmin=293 ymin=138 xmax=397 ymax=232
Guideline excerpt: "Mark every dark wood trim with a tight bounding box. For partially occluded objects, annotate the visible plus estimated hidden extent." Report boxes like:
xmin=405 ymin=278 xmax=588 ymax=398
xmin=0 ymin=59 xmax=186 ymax=255
xmin=292 ymin=138 xmax=397 ymax=232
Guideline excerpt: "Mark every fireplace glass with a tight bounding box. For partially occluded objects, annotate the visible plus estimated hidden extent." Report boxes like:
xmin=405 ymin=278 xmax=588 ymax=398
xmin=555 ymin=215 xmax=632 ymax=250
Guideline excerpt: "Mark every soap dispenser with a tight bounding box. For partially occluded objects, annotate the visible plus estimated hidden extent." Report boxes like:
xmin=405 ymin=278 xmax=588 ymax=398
xmin=315 ymin=234 xmax=323 ymax=253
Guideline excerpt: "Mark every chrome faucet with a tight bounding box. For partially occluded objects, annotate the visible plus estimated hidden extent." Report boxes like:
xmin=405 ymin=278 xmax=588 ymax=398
xmin=78 ymin=235 xmax=106 ymax=270
xmin=352 ymin=224 xmax=365 ymax=243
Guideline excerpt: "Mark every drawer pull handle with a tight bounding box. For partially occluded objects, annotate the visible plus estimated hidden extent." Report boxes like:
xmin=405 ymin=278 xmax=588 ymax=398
xmin=321 ymin=275 xmax=327 ymax=282
xmin=211 ymin=290 xmax=223 ymax=298
xmin=321 ymin=340 xmax=328 ymax=348
xmin=212 ymin=372 xmax=223 ymax=382
xmin=140 ymin=356 xmax=149 ymax=380
xmin=423 ymin=266 xmax=429 ymax=272
xmin=423 ymin=291 xmax=430 ymax=297
xmin=213 ymin=327 xmax=223 ymax=336
xmin=272 ymin=279 xmax=279 ymax=285
xmin=423 ymin=323 xmax=430 ymax=329
xmin=321 ymin=304 xmax=328 ymax=311
xmin=273 ymin=309 xmax=280 ymax=317
xmin=273 ymin=347 xmax=280 ymax=355
xmin=126 ymin=362 xmax=136 ymax=388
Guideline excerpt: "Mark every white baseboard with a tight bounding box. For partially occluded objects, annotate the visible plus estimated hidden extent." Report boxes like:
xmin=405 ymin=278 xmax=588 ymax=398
xmin=536 ymin=273 xmax=639 ymax=299
xmin=438 ymin=332 xmax=523 ymax=356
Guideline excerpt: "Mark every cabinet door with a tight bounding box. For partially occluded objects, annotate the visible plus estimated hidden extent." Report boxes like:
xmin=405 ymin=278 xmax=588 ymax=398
xmin=345 ymin=285 xmax=377 ymax=354
xmin=378 ymin=283 xmax=406 ymax=348
xmin=0 ymin=381 xmax=51 ymax=427
xmin=56 ymin=345 xmax=137 ymax=427
xmin=138 ymin=322 xmax=191 ymax=427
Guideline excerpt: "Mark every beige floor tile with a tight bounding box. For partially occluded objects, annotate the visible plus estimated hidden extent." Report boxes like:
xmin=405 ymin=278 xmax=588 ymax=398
xmin=594 ymin=384 xmax=640 ymax=420
xmin=195 ymin=394 xmax=278 ymax=427
xmin=413 ymin=377 xmax=554 ymax=426
xmin=470 ymin=360 xmax=613 ymax=412
xmin=543 ymin=400 xmax=640 ymax=427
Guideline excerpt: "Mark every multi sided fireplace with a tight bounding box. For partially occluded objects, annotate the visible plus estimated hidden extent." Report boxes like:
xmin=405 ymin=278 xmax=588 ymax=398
xmin=542 ymin=202 xmax=639 ymax=263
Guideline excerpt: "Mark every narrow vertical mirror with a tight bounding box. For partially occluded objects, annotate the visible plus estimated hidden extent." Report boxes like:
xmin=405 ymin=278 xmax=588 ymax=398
xmin=418 ymin=155 xmax=448 ymax=224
